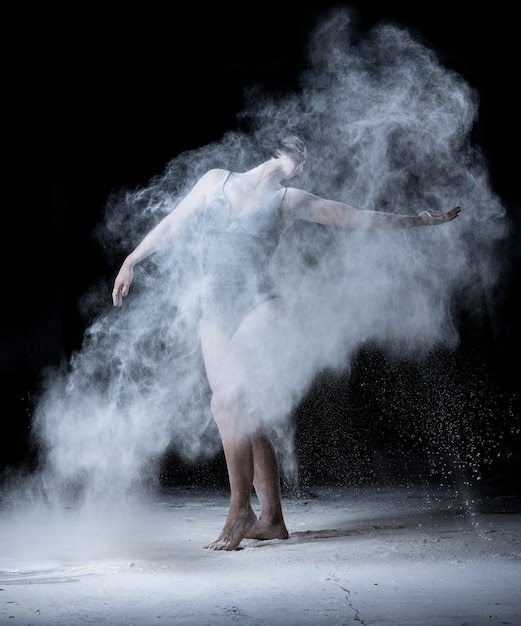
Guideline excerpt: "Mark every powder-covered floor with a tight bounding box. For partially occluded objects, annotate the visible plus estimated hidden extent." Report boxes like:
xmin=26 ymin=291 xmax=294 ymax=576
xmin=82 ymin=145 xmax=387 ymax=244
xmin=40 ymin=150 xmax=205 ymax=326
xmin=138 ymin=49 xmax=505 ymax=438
xmin=1 ymin=482 xmax=519 ymax=625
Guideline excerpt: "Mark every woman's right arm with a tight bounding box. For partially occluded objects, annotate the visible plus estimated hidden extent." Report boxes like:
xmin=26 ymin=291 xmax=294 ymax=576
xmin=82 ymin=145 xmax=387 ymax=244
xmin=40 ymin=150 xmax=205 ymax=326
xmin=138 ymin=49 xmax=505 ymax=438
xmin=112 ymin=169 xmax=223 ymax=307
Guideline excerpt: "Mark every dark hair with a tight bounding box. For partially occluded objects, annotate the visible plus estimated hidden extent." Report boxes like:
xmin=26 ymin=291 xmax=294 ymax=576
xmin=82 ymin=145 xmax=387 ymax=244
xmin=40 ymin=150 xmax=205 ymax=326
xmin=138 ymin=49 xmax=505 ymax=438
xmin=273 ymin=135 xmax=308 ymax=164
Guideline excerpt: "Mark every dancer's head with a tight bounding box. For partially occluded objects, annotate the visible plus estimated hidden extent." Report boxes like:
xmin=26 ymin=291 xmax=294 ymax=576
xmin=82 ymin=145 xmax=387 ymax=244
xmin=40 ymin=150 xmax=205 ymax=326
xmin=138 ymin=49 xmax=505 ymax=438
xmin=274 ymin=134 xmax=308 ymax=166
xmin=271 ymin=134 xmax=308 ymax=179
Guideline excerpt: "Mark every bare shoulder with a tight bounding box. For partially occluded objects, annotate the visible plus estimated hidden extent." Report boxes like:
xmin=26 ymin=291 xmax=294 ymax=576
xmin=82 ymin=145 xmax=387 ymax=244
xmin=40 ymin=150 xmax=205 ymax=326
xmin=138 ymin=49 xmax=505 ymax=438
xmin=189 ymin=168 xmax=228 ymax=199
xmin=174 ymin=168 xmax=229 ymax=217
xmin=283 ymin=187 xmax=321 ymax=220
xmin=198 ymin=168 xmax=228 ymax=187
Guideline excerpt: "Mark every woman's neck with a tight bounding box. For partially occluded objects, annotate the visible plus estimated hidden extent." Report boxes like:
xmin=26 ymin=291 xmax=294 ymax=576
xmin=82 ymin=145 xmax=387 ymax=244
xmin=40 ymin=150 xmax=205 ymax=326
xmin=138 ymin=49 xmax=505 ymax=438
xmin=243 ymin=160 xmax=284 ymax=188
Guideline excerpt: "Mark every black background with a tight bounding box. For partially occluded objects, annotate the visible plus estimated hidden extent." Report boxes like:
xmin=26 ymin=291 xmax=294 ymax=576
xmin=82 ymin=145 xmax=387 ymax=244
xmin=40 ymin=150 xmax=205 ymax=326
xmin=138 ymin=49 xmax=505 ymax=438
xmin=2 ymin=3 xmax=520 ymax=489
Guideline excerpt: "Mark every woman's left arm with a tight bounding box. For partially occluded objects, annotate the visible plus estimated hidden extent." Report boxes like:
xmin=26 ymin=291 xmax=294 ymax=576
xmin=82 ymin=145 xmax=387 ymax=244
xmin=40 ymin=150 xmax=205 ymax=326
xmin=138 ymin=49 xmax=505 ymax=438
xmin=285 ymin=188 xmax=461 ymax=229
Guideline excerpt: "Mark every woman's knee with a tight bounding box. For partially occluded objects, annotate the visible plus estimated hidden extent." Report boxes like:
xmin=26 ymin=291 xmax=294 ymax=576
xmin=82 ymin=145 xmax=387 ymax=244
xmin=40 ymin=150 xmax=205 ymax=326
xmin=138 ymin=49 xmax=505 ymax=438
xmin=210 ymin=385 xmax=255 ymax=435
xmin=210 ymin=386 xmax=239 ymax=424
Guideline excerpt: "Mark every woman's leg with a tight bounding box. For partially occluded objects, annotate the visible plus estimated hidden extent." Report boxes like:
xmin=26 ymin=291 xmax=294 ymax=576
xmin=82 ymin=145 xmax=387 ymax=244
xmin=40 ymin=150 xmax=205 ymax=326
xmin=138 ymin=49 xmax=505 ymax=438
xmin=247 ymin=430 xmax=289 ymax=541
xmin=229 ymin=300 xmax=288 ymax=541
xmin=199 ymin=301 xmax=289 ymax=550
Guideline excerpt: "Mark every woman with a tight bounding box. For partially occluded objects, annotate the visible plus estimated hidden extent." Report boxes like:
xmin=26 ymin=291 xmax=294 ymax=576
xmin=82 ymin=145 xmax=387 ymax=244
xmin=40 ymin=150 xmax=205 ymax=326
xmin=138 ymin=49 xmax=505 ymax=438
xmin=112 ymin=135 xmax=461 ymax=550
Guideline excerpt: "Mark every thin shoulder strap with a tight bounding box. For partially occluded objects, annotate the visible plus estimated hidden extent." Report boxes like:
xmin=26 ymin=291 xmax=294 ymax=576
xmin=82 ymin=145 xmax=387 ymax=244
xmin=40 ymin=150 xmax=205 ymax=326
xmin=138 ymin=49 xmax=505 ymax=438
xmin=279 ymin=186 xmax=288 ymax=207
xmin=220 ymin=170 xmax=232 ymax=186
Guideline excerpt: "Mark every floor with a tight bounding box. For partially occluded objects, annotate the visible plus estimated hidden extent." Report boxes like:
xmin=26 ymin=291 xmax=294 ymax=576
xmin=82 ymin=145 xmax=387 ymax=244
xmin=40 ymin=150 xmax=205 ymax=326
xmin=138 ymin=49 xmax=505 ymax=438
xmin=0 ymin=481 xmax=519 ymax=625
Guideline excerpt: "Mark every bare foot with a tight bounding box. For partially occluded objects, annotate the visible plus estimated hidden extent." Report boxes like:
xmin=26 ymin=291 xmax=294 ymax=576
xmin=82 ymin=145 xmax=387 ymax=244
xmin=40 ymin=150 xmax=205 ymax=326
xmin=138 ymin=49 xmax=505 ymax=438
xmin=245 ymin=516 xmax=289 ymax=541
xmin=204 ymin=509 xmax=257 ymax=551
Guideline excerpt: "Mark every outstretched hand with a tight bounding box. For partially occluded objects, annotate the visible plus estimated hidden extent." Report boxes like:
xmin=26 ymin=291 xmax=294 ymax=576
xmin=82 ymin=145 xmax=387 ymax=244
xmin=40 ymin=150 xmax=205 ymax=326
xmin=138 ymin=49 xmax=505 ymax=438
xmin=112 ymin=264 xmax=134 ymax=307
xmin=419 ymin=205 xmax=461 ymax=225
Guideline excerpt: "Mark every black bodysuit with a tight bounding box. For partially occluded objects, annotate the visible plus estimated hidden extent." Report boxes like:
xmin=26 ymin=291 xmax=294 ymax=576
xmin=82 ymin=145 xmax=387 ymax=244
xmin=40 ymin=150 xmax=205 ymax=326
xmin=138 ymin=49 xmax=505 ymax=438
xmin=200 ymin=171 xmax=286 ymax=338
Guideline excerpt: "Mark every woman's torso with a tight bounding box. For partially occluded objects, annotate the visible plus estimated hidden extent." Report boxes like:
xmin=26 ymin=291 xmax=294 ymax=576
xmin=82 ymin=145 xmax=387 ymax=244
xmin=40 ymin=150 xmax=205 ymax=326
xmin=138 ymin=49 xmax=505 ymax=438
xmin=199 ymin=171 xmax=286 ymax=334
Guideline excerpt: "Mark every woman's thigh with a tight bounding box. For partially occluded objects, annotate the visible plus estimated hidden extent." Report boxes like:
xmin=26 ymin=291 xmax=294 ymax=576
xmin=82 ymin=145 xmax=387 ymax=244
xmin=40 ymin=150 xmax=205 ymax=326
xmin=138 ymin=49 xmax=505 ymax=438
xmin=199 ymin=319 xmax=230 ymax=392
xmin=232 ymin=298 xmax=285 ymax=346
xmin=200 ymin=299 xmax=286 ymax=392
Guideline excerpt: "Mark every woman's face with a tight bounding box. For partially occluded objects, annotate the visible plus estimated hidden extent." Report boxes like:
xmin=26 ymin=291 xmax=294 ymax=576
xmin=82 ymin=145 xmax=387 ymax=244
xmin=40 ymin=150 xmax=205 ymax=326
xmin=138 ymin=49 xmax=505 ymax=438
xmin=276 ymin=150 xmax=305 ymax=180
